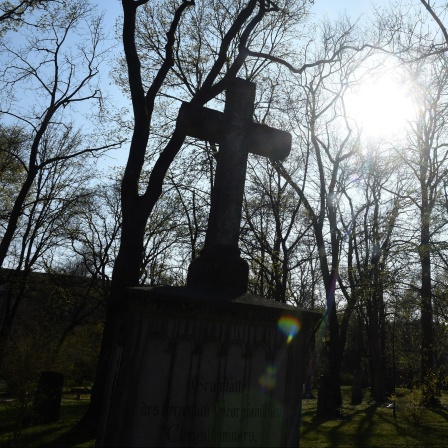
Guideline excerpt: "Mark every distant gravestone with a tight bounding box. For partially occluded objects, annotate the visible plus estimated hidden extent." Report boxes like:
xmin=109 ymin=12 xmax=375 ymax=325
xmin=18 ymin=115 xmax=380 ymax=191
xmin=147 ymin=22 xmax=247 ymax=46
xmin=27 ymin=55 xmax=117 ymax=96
xmin=33 ymin=371 xmax=63 ymax=424
xmin=97 ymin=79 xmax=320 ymax=447
xmin=317 ymin=376 xmax=333 ymax=418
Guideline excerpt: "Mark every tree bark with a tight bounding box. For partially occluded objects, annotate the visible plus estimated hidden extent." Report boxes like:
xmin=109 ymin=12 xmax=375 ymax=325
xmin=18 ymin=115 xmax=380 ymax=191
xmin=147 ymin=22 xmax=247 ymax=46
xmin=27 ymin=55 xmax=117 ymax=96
xmin=420 ymin=205 xmax=434 ymax=387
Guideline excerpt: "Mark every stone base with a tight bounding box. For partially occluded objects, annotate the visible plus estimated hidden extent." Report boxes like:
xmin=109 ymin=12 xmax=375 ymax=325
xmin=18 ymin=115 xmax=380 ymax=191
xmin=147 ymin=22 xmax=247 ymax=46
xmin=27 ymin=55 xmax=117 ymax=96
xmin=187 ymin=251 xmax=249 ymax=294
xmin=97 ymin=286 xmax=320 ymax=447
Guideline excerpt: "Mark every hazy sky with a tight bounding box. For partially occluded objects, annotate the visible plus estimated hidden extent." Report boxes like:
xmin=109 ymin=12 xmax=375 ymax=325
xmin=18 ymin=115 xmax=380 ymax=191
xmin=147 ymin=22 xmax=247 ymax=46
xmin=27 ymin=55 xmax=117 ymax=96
xmin=94 ymin=0 xmax=426 ymax=171
xmin=312 ymin=0 xmax=376 ymax=18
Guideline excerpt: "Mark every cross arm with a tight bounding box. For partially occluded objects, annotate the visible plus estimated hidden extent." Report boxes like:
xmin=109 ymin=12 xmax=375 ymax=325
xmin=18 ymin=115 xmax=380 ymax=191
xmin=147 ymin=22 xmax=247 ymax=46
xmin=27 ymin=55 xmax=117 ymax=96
xmin=177 ymin=102 xmax=225 ymax=143
xmin=247 ymin=122 xmax=291 ymax=160
xmin=177 ymin=102 xmax=291 ymax=161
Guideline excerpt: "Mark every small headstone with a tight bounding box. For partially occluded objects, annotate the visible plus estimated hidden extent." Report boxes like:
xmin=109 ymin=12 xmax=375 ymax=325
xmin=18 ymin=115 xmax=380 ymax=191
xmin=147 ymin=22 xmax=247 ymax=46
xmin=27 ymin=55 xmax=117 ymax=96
xmin=385 ymin=375 xmax=395 ymax=397
xmin=317 ymin=375 xmax=345 ymax=418
xmin=317 ymin=375 xmax=333 ymax=417
xmin=33 ymin=371 xmax=64 ymax=424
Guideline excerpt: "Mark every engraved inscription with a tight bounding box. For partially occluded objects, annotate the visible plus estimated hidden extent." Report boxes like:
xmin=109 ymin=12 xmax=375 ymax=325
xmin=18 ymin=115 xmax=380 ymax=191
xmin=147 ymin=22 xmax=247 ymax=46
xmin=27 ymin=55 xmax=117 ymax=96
xmin=191 ymin=375 xmax=243 ymax=393
xmin=137 ymin=357 xmax=286 ymax=446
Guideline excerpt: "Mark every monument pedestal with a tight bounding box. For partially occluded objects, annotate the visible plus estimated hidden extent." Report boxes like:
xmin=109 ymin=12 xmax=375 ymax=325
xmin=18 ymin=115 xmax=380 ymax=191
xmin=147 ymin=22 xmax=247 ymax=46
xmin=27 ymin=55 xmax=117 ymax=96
xmin=97 ymin=286 xmax=320 ymax=447
xmin=187 ymin=246 xmax=249 ymax=294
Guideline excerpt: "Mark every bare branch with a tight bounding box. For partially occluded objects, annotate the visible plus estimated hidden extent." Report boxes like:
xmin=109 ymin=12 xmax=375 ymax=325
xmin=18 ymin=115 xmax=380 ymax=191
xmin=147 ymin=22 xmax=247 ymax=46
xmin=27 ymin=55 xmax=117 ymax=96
xmin=420 ymin=0 xmax=448 ymax=47
xmin=240 ymin=43 xmax=395 ymax=75
xmin=37 ymin=141 xmax=125 ymax=170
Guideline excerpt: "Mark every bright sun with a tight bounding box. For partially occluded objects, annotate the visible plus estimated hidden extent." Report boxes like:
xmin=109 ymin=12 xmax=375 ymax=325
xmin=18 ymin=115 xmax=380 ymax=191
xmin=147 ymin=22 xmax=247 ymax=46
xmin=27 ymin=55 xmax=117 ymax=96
xmin=345 ymin=72 xmax=415 ymax=140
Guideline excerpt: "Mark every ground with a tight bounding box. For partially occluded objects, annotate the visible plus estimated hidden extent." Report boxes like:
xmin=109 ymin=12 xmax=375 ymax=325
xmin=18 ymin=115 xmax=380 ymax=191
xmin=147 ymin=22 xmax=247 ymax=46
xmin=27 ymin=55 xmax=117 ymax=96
xmin=0 ymin=388 xmax=447 ymax=447
xmin=301 ymin=387 xmax=448 ymax=447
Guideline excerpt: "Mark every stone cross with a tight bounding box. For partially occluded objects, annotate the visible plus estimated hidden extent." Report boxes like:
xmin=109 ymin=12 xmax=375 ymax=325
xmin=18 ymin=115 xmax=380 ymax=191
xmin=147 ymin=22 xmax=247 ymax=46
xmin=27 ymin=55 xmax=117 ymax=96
xmin=177 ymin=78 xmax=291 ymax=293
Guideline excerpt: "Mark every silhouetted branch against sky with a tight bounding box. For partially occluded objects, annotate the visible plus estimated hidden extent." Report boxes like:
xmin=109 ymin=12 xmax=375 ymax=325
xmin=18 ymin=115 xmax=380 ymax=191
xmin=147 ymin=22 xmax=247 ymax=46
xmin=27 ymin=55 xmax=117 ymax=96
xmin=420 ymin=0 xmax=448 ymax=46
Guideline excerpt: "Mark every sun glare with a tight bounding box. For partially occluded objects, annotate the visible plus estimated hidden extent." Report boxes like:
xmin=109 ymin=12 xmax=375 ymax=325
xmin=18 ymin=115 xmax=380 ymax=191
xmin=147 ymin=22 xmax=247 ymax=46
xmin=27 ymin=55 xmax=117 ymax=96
xmin=345 ymin=73 xmax=415 ymax=140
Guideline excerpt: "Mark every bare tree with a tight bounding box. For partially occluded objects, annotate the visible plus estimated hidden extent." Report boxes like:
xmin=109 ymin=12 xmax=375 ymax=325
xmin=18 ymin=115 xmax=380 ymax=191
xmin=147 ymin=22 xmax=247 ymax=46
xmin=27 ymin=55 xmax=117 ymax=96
xmin=0 ymin=0 xmax=52 ymax=35
xmin=268 ymin=17 xmax=380 ymax=413
xmin=419 ymin=0 xmax=448 ymax=48
xmin=0 ymin=126 xmax=99 ymax=365
xmin=242 ymin=158 xmax=312 ymax=303
xmin=0 ymin=125 xmax=27 ymax=223
xmin=396 ymin=55 xmax=448 ymax=402
xmin=0 ymin=0 xmax=122 ymax=269
xmin=342 ymin=145 xmax=404 ymax=402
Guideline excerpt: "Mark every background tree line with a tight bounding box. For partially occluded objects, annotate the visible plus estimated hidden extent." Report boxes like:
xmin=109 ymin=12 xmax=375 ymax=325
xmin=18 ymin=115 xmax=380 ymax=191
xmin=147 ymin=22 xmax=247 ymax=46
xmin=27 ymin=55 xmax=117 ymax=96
xmin=0 ymin=0 xmax=448 ymax=433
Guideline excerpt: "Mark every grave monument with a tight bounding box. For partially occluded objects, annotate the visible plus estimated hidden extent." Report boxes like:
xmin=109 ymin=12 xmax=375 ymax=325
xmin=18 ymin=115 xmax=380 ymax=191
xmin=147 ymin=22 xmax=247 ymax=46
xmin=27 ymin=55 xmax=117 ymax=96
xmin=33 ymin=371 xmax=64 ymax=424
xmin=97 ymin=78 xmax=321 ymax=447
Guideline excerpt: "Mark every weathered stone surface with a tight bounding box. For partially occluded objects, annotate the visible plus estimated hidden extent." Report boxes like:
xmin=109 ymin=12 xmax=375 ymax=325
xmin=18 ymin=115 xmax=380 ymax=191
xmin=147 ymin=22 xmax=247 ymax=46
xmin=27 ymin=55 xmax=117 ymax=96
xmin=97 ymin=286 xmax=320 ymax=447
xmin=177 ymin=103 xmax=291 ymax=159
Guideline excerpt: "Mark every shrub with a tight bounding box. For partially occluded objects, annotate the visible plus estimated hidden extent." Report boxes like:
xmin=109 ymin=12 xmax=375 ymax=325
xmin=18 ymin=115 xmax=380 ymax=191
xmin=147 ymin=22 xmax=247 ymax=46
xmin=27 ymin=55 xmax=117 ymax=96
xmin=400 ymin=387 xmax=426 ymax=426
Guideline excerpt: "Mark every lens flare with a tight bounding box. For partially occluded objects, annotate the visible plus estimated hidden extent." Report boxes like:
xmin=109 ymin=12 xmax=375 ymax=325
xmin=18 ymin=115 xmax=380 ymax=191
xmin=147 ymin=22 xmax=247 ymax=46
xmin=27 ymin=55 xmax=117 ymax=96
xmin=278 ymin=316 xmax=301 ymax=344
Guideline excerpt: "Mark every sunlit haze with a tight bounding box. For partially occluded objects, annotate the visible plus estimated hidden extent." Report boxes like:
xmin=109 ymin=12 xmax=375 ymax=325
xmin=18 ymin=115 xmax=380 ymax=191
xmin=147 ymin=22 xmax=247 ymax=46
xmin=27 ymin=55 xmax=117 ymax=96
xmin=345 ymin=72 xmax=416 ymax=140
